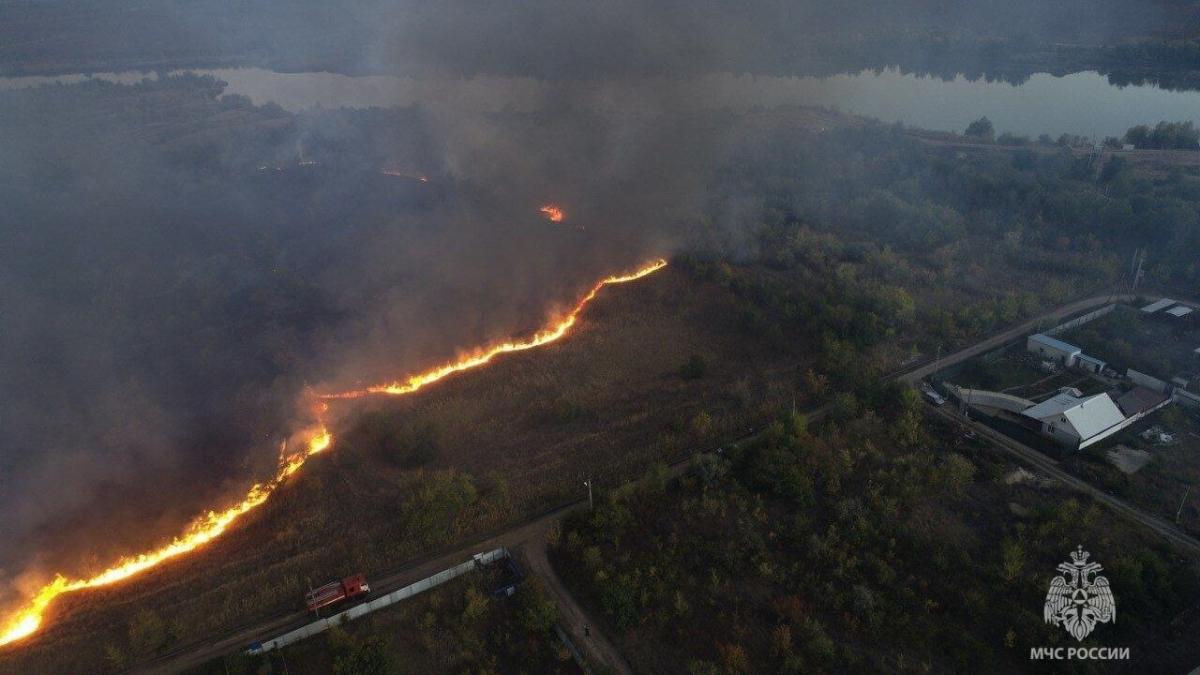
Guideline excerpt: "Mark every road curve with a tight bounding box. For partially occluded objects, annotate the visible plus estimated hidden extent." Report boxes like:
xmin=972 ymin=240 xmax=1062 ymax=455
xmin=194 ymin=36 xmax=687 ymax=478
xmin=519 ymin=540 xmax=633 ymax=675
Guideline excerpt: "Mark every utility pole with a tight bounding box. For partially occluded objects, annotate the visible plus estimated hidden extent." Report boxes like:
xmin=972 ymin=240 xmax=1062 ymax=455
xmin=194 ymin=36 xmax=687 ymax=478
xmin=1177 ymin=486 xmax=1191 ymax=524
xmin=584 ymin=478 xmax=593 ymax=511
xmin=307 ymin=577 xmax=318 ymax=619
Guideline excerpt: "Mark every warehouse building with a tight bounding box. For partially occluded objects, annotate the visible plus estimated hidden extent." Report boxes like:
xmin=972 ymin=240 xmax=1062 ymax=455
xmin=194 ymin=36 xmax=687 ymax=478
xmin=1027 ymin=334 xmax=1082 ymax=367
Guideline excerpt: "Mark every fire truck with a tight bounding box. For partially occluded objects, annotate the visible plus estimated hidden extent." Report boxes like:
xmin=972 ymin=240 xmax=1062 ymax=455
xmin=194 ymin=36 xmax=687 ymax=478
xmin=305 ymin=573 xmax=370 ymax=612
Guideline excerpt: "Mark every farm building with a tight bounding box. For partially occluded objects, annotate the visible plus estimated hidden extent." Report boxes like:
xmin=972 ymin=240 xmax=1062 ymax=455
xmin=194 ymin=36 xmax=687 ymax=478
xmin=1027 ymin=334 xmax=1081 ymax=367
xmin=1020 ymin=391 xmax=1128 ymax=450
xmin=1166 ymin=305 xmax=1194 ymax=319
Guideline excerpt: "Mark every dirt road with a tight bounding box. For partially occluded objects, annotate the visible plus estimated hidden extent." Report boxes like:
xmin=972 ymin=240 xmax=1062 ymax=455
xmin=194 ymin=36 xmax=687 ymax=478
xmin=900 ymin=293 xmax=1136 ymax=383
xmin=929 ymin=405 xmax=1200 ymax=555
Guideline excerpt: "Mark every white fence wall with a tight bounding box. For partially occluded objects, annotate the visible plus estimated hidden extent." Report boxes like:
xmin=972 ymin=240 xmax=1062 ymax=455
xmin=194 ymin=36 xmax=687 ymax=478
xmin=249 ymin=548 xmax=510 ymax=655
xmin=1175 ymin=389 xmax=1200 ymax=408
xmin=1045 ymin=304 xmax=1116 ymax=337
xmin=1128 ymin=369 xmax=1170 ymax=394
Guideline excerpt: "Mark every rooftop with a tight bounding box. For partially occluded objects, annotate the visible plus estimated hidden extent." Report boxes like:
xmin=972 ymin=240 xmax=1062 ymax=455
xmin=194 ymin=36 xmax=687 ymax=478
xmin=1142 ymin=298 xmax=1177 ymax=313
xmin=1029 ymin=333 xmax=1081 ymax=355
xmin=1115 ymin=387 xmax=1170 ymax=417
xmin=1166 ymin=305 xmax=1194 ymax=318
xmin=1022 ymin=392 xmax=1126 ymax=440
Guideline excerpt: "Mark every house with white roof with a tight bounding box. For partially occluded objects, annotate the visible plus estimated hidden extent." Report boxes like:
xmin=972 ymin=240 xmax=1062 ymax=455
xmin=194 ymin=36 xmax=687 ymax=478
xmin=1020 ymin=391 xmax=1129 ymax=450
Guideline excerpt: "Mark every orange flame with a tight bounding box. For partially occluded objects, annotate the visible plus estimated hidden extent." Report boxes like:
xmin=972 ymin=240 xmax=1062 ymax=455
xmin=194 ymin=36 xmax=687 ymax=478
xmin=539 ymin=205 xmax=565 ymax=222
xmin=0 ymin=429 xmax=331 ymax=647
xmin=321 ymin=258 xmax=667 ymax=400
xmin=0 ymin=257 xmax=667 ymax=647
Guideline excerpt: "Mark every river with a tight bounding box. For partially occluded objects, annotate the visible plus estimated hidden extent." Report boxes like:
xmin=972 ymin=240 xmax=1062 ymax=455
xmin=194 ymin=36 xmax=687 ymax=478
xmin=3 ymin=67 xmax=1200 ymax=140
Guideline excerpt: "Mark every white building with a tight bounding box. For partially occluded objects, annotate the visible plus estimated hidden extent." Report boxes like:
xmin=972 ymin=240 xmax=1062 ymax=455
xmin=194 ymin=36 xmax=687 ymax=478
xmin=1020 ymin=391 xmax=1128 ymax=450
xmin=1027 ymin=334 xmax=1082 ymax=367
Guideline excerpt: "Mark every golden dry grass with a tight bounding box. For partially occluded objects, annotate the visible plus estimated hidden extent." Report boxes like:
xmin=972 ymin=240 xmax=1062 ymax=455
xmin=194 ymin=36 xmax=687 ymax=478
xmin=0 ymin=267 xmax=805 ymax=674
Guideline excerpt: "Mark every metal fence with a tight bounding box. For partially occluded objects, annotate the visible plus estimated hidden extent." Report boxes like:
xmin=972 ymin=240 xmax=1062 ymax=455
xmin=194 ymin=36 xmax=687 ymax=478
xmin=1128 ymin=369 xmax=1170 ymax=394
xmin=1044 ymin=304 xmax=1117 ymax=337
xmin=249 ymin=547 xmax=510 ymax=655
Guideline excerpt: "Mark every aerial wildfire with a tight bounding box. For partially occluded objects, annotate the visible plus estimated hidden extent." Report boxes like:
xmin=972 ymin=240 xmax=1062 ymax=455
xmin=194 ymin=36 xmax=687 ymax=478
xmin=539 ymin=204 xmax=565 ymax=222
xmin=0 ymin=257 xmax=668 ymax=648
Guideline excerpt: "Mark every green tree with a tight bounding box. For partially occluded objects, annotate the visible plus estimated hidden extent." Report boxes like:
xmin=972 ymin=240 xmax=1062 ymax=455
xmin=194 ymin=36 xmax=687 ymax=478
xmin=690 ymin=410 xmax=714 ymax=439
xmin=462 ymin=585 xmax=490 ymax=623
xmin=333 ymin=635 xmax=397 ymax=675
xmin=965 ymin=117 xmax=995 ymax=141
xmin=938 ymin=454 xmax=976 ymax=497
xmin=517 ymin=583 xmax=558 ymax=635
xmin=1000 ymin=535 xmax=1026 ymax=583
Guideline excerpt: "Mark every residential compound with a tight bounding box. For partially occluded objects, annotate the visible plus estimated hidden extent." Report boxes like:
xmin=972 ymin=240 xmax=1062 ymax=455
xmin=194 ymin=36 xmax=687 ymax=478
xmin=1018 ymin=389 xmax=1148 ymax=450
xmin=946 ymin=299 xmax=1194 ymax=451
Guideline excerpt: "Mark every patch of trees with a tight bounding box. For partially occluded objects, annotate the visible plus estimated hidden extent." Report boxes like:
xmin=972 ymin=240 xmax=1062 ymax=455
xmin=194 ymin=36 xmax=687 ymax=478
xmin=965 ymin=116 xmax=995 ymax=141
xmin=551 ymin=386 xmax=1200 ymax=673
xmin=1124 ymin=121 xmax=1200 ymax=149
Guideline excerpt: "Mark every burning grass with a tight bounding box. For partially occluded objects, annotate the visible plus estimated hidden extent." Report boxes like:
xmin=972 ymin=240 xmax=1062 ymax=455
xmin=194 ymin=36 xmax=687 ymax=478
xmin=0 ymin=266 xmax=806 ymax=674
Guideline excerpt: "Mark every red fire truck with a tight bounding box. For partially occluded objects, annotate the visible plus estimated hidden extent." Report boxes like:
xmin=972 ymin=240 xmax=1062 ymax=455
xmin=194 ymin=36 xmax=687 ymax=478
xmin=305 ymin=573 xmax=371 ymax=612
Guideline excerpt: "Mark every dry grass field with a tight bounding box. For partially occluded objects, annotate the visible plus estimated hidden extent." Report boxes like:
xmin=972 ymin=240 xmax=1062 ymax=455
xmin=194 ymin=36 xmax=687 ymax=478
xmin=0 ymin=265 xmax=805 ymax=674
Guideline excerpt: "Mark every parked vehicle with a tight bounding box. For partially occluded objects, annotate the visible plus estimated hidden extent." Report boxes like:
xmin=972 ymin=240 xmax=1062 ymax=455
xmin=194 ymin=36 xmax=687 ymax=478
xmin=305 ymin=573 xmax=370 ymax=612
xmin=920 ymin=383 xmax=946 ymax=406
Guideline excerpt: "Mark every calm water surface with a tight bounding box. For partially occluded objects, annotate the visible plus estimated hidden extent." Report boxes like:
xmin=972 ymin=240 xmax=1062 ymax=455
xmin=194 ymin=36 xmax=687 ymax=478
xmin=4 ymin=67 xmax=1200 ymax=139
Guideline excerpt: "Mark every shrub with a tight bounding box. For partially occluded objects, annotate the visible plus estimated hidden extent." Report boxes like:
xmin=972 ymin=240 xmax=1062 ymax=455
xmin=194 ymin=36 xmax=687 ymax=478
xmin=127 ymin=609 xmax=168 ymax=656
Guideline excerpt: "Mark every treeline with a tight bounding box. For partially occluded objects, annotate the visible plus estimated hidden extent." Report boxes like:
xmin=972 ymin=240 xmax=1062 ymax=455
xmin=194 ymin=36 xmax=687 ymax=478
xmin=1124 ymin=121 xmax=1200 ymax=149
xmin=703 ymin=122 xmax=1199 ymax=308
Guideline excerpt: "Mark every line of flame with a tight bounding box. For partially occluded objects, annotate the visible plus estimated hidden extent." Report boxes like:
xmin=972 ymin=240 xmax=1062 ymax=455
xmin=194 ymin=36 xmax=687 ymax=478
xmin=320 ymin=258 xmax=667 ymax=400
xmin=0 ymin=257 xmax=666 ymax=647
xmin=0 ymin=429 xmax=331 ymax=646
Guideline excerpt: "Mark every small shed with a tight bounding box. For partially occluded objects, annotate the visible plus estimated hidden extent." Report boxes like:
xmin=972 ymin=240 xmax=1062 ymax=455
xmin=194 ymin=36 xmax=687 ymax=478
xmin=1142 ymin=298 xmax=1177 ymax=314
xmin=1166 ymin=305 xmax=1194 ymax=318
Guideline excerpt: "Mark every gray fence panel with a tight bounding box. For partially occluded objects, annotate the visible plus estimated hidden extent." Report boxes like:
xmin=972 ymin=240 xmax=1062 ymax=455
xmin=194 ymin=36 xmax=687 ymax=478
xmin=249 ymin=548 xmax=510 ymax=655
xmin=1046 ymin=304 xmax=1116 ymax=336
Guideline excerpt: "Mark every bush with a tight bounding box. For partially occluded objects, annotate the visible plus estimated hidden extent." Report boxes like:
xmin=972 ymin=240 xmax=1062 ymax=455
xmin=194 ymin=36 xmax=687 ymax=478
xmin=516 ymin=583 xmax=558 ymax=635
xmin=333 ymin=635 xmax=397 ymax=675
xmin=128 ymin=609 xmax=168 ymax=656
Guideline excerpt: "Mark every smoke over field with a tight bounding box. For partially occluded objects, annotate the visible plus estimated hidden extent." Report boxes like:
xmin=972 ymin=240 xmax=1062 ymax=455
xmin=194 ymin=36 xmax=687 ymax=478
xmin=3 ymin=0 xmax=1196 ymax=661
xmin=0 ymin=60 xmax=752 ymax=626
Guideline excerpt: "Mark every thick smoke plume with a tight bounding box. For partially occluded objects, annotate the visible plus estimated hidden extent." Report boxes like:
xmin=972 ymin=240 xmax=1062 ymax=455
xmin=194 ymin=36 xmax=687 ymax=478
xmin=0 ymin=0 xmax=1174 ymax=625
